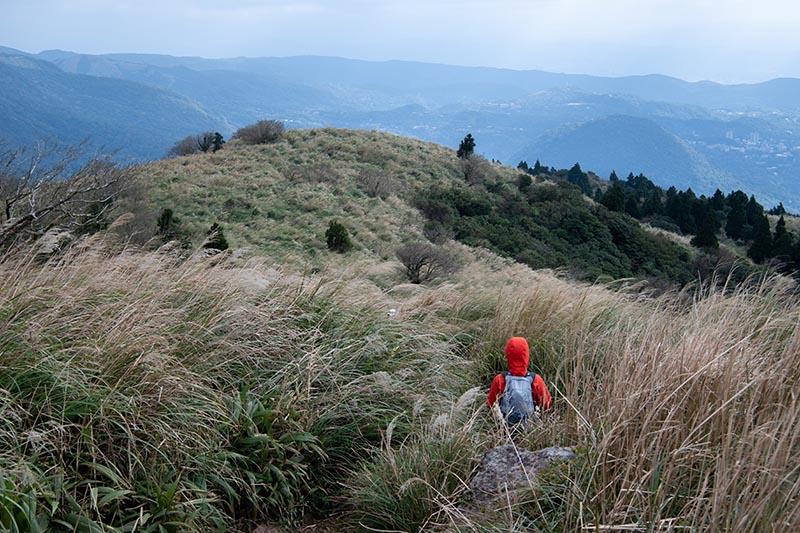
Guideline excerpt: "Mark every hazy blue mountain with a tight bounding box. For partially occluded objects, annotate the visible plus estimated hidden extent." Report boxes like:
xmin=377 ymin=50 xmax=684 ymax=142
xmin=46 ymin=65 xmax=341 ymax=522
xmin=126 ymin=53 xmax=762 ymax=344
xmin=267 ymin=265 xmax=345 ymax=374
xmin=45 ymin=52 xmax=800 ymax=113
xmin=4 ymin=47 xmax=800 ymax=210
xmin=0 ymin=51 xmax=228 ymax=160
xmin=519 ymin=115 xmax=743 ymax=192
xmin=40 ymin=51 xmax=344 ymax=127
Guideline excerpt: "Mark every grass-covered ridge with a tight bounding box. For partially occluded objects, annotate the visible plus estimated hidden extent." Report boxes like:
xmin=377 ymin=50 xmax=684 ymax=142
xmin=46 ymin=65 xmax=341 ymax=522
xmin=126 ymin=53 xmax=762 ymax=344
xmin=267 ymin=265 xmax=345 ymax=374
xmin=141 ymin=128 xmax=503 ymax=259
xmin=140 ymin=128 xmax=700 ymax=285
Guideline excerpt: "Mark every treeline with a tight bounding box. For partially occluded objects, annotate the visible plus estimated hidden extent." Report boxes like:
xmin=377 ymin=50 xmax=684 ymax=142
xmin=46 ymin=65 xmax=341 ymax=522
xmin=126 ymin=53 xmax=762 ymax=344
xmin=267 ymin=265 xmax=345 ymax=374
xmin=520 ymin=159 xmax=800 ymax=277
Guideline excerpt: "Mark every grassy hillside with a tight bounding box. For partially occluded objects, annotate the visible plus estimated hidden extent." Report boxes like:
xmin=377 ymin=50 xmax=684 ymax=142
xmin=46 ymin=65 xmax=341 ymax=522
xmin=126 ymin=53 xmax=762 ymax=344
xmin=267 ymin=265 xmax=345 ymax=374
xmin=138 ymin=128 xmax=701 ymax=285
xmin=2 ymin=129 xmax=799 ymax=532
xmin=139 ymin=128 xmax=519 ymax=259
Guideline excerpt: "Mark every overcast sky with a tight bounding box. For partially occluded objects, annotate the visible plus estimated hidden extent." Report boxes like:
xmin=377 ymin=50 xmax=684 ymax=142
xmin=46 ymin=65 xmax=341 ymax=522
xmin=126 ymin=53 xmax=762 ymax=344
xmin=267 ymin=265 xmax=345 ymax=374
xmin=2 ymin=0 xmax=799 ymax=83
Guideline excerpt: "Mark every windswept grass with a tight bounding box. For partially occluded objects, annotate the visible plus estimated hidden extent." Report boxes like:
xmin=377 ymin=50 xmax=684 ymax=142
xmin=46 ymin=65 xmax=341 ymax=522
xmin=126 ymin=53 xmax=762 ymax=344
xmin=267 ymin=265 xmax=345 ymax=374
xmin=0 ymin=236 xmax=476 ymax=531
xmin=2 ymin=234 xmax=800 ymax=531
xmin=453 ymin=271 xmax=800 ymax=532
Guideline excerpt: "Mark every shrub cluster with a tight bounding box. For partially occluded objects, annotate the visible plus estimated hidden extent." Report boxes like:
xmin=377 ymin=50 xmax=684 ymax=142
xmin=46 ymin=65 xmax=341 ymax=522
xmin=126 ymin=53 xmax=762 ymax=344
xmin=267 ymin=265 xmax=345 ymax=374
xmin=167 ymin=131 xmax=224 ymax=157
xmin=395 ymin=242 xmax=460 ymax=284
xmin=233 ymin=119 xmax=286 ymax=145
xmin=325 ymin=220 xmax=352 ymax=253
xmin=415 ymin=180 xmax=694 ymax=284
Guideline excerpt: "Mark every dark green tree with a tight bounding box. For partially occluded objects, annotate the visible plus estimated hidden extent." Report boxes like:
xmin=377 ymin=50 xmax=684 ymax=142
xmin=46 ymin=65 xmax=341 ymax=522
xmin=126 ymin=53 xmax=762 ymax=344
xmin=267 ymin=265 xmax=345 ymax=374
xmin=609 ymin=170 xmax=619 ymax=183
xmin=600 ymin=183 xmax=626 ymax=212
xmin=211 ymin=132 xmax=225 ymax=152
xmin=456 ymin=134 xmax=475 ymax=159
xmin=642 ymin=189 xmax=663 ymax=217
xmin=157 ymin=207 xmax=180 ymax=241
xmin=204 ymin=222 xmax=229 ymax=251
xmin=747 ymin=214 xmax=773 ymax=263
xmin=742 ymin=194 xmax=765 ymax=239
xmin=691 ymin=207 xmax=720 ymax=250
xmin=711 ymin=189 xmax=726 ymax=212
xmin=517 ymin=173 xmax=533 ymax=191
xmin=625 ymin=194 xmax=641 ymax=218
xmin=325 ymin=220 xmax=353 ymax=253
xmin=567 ymin=163 xmax=591 ymax=195
xmin=769 ymin=202 xmax=787 ymax=215
xmin=772 ymin=215 xmax=795 ymax=268
xmin=197 ymin=132 xmax=216 ymax=153
xmin=725 ymin=191 xmax=747 ymax=239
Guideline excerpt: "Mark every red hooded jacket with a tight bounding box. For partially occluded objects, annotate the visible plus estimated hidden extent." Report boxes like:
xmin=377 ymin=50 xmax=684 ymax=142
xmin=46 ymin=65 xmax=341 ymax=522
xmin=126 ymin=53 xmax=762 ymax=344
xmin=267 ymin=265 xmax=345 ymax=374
xmin=486 ymin=337 xmax=553 ymax=411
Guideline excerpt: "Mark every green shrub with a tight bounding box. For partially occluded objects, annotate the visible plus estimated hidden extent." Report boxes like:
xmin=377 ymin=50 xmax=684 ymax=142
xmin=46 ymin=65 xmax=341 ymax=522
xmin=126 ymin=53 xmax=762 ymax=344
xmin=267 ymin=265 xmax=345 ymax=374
xmin=325 ymin=220 xmax=353 ymax=253
xmin=203 ymin=222 xmax=229 ymax=251
xmin=156 ymin=207 xmax=180 ymax=241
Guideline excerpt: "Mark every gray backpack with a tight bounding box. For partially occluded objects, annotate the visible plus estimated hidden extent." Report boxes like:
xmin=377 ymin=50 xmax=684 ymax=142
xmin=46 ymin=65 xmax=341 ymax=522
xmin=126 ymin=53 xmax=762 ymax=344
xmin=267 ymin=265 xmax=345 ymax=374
xmin=499 ymin=371 xmax=536 ymax=425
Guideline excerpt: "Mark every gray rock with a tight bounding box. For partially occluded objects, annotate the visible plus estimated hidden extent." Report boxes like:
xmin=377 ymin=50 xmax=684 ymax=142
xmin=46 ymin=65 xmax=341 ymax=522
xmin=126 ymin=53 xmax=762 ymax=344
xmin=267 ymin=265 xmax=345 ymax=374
xmin=467 ymin=445 xmax=576 ymax=508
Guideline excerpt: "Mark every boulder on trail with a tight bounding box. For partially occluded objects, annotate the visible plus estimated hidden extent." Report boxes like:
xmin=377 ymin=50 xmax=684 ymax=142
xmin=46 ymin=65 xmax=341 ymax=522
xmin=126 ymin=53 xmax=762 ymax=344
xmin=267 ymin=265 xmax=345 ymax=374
xmin=467 ymin=445 xmax=576 ymax=508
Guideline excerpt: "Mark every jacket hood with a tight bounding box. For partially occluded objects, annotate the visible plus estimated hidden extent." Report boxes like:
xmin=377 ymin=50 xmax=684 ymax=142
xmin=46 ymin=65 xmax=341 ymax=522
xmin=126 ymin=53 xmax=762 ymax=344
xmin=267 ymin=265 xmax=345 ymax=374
xmin=505 ymin=337 xmax=530 ymax=376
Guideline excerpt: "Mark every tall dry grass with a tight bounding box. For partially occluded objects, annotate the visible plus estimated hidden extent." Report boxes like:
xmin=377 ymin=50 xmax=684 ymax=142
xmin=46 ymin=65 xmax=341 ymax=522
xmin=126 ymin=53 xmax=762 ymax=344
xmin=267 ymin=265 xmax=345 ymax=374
xmin=464 ymin=272 xmax=800 ymax=532
xmin=2 ymin=229 xmax=799 ymax=532
xmin=0 ymin=236 xmax=473 ymax=531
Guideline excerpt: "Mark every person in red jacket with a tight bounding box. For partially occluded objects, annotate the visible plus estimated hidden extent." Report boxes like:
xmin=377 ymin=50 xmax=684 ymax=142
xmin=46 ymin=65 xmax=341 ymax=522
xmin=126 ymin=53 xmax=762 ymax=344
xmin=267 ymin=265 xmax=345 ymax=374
xmin=487 ymin=337 xmax=553 ymax=424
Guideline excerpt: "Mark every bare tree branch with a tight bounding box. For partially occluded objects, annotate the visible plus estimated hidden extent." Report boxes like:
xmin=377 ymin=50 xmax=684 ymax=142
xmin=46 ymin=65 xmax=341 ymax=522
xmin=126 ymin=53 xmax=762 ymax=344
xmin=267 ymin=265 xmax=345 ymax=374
xmin=396 ymin=242 xmax=460 ymax=284
xmin=0 ymin=141 xmax=131 ymax=249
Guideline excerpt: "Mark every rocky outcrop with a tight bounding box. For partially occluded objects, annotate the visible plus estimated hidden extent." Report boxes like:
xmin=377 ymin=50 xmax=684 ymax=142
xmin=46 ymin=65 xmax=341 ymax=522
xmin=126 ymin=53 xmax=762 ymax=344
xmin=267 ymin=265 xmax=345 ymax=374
xmin=467 ymin=445 xmax=576 ymax=508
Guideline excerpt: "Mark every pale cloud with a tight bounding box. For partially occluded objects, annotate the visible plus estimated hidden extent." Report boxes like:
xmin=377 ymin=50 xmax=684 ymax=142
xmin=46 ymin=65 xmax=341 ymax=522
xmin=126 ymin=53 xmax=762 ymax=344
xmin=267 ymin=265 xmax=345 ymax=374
xmin=2 ymin=0 xmax=799 ymax=81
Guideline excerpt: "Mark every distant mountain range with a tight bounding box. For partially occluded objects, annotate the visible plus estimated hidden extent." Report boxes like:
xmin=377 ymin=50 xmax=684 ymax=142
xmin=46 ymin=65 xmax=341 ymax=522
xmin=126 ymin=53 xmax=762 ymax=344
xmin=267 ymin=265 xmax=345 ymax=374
xmin=1 ymin=46 xmax=799 ymax=210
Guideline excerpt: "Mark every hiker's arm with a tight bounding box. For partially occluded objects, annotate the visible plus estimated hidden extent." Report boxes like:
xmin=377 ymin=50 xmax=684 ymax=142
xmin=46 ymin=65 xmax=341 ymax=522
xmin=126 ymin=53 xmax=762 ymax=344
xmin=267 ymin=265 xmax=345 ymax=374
xmin=532 ymin=374 xmax=553 ymax=410
xmin=486 ymin=374 xmax=505 ymax=407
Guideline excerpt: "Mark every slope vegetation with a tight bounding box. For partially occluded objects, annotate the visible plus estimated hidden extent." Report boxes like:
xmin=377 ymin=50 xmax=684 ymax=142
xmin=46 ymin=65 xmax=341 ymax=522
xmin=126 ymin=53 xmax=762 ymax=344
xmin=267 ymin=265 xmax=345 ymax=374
xmin=138 ymin=128 xmax=697 ymax=285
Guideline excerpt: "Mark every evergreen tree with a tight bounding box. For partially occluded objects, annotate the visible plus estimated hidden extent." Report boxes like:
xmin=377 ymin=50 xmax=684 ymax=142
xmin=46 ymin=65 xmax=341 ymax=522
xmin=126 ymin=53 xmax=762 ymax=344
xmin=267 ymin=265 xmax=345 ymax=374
xmin=711 ymin=189 xmax=726 ymax=212
xmin=567 ymin=163 xmax=591 ymax=195
xmin=211 ymin=132 xmax=225 ymax=152
xmin=532 ymin=160 xmax=544 ymax=174
xmin=517 ymin=160 xmax=529 ymax=172
xmin=517 ymin=173 xmax=533 ymax=191
xmin=204 ymin=222 xmax=229 ymax=251
xmin=691 ymin=207 xmax=720 ymax=249
xmin=197 ymin=132 xmax=215 ymax=153
xmin=609 ymin=170 xmax=619 ymax=183
xmin=601 ymin=183 xmax=626 ymax=212
xmin=769 ymin=202 xmax=787 ymax=215
xmin=642 ymin=189 xmax=663 ymax=216
xmin=725 ymin=202 xmax=747 ymax=240
xmin=745 ymin=195 xmax=764 ymax=236
xmin=666 ymin=190 xmax=697 ymax=234
xmin=325 ymin=220 xmax=353 ymax=253
xmin=457 ymin=134 xmax=476 ymax=159
xmin=772 ymin=215 xmax=795 ymax=267
xmin=747 ymin=214 xmax=773 ymax=263
xmin=157 ymin=208 xmax=180 ymax=241
xmin=625 ymin=194 xmax=641 ymax=218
